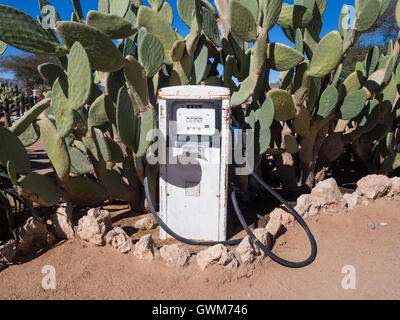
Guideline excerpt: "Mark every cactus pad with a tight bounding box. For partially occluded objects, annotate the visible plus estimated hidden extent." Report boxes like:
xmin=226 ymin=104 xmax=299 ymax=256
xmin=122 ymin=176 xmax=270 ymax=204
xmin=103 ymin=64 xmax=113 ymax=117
xmin=261 ymin=0 xmax=282 ymax=31
xmin=256 ymin=128 xmax=271 ymax=155
xmin=88 ymin=94 xmax=115 ymax=131
xmin=109 ymin=0 xmax=130 ymax=17
xmin=104 ymin=169 xmax=131 ymax=199
xmin=0 ymin=5 xmax=67 ymax=56
xmin=123 ymin=55 xmax=149 ymax=110
xmin=317 ymin=86 xmax=338 ymax=119
xmin=177 ymin=0 xmax=196 ymax=27
xmin=267 ymin=89 xmax=296 ymax=122
xmin=68 ymin=42 xmax=92 ymax=111
xmin=11 ymin=98 xmax=51 ymax=136
xmin=293 ymin=105 xmax=310 ymax=136
xmin=135 ymin=109 xmax=155 ymax=157
xmin=308 ymin=31 xmax=343 ymax=78
xmin=0 ymin=126 xmax=30 ymax=174
xmin=38 ymin=118 xmax=71 ymax=181
xmin=137 ymin=6 xmax=178 ymax=65
xmin=256 ymin=97 xmax=275 ymax=130
xmin=68 ymin=146 xmax=91 ymax=175
xmin=18 ymin=122 xmax=40 ymax=148
xmin=0 ymin=40 xmax=7 ymax=56
xmin=86 ymin=11 xmax=137 ymax=39
xmin=56 ymin=21 xmax=126 ymax=72
xmin=38 ymin=63 xmax=67 ymax=88
xmin=355 ymin=99 xmax=380 ymax=134
xmin=6 ymin=161 xmax=18 ymax=185
xmin=267 ymin=43 xmax=304 ymax=71
xmin=116 ymin=87 xmax=140 ymax=150
xmin=138 ymin=32 xmax=164 ymax=78
xmin=339 ymin=89 xmax=367 ymax=120
xmin=63 ymin=176 xmax=106 ymax=206
xmin=202 ymin=7 xmax=222 ymax=47
xmin=159 ymin=1 xmax=174 ymax=25
xmin=283 ymin=134 xmax=299 ymax=154
xmin=52 ymin=78 xmax=75 ymax=138
xmin=355 ymin=0 xmax=380 ymax=32
xmin=230 ymin=0 xmax=257 ymax=42
xmin=192 ymin=35 xmax=209 ymax=85
xmin=397 ymin=0 xmax=400 ymax=28
xmin=149 ymin=0 xmax=164 ymax=11
xmin=17 ymin=173 xmax=61 ymax=207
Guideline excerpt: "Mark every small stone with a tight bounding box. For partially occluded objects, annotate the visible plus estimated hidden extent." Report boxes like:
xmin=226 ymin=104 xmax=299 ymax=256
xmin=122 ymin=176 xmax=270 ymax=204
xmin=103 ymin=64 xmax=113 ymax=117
xmin=196 ymin=244 xmax=237 ymax=270
xmin=265 ymin=206 xmax=295 ymax=239
xmin=235 ymin=236 xmax=256 ymax=264
xmin=343 ymin=193 xmax=360 ymax=210
xmin=294 ymin=194 xmax=316 ymax=218
xmin=105 ymin=227 xmax=133 ymax=254
xmin=134 ymin=216 xmax=157 ymax=230
xmin=389 ymin=177 xmax=400 ymax=197
xmin=76 ymin=208 xmax=112 ymax=247
xmin=197 ymin=244 xmax=225 ymax=270
xmin=160 ymin=244 xmax=191 ymax=268
xmin=367 ymin=222 xmax=376 ymax=230
xmin=252 ymin=228 xmax=273 ymax=256
xmin=16 ymin=217 xmax=53 ymax=256
xmin=311 ymin=178 xmax=343 ymax=207
xmin=224 ymin=256 xmax=239 ymax=272
xmin=294 ymin=194 xmax=313 ymax=217
xmin=49 ymin=202 xmax=75 ymax=240
xmin=356 ymin=175 xmax=391 ymax=199
xmin=265 ymin=212 xmax=283 ymax=239
xmin=380 ymin=222 xmax=388 ymax=227
xmin=133 ymin=234 xmax=155 ymax=260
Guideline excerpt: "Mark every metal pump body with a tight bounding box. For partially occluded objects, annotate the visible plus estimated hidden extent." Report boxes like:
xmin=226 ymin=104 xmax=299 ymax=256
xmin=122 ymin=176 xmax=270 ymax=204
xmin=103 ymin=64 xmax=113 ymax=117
xmin=158 ymin=86 xmax=231 ymax=241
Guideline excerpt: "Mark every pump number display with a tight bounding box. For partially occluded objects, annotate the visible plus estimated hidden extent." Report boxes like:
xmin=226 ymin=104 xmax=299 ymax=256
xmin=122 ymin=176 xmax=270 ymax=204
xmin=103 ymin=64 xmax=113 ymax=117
xmin=175 ymin=103 xmax=216 ymax=136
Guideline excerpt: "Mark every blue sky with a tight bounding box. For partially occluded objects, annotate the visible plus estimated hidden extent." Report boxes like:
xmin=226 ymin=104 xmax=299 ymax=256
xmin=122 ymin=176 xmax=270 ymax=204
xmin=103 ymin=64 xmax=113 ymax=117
xmin=0 ymin=0 xmax=355 ymax=82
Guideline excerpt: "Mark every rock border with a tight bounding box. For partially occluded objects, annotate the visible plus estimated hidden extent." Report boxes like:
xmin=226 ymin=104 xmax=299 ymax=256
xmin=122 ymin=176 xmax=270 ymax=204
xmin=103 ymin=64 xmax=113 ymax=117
xmin=1 ymin=175 xmax=399 ymax=274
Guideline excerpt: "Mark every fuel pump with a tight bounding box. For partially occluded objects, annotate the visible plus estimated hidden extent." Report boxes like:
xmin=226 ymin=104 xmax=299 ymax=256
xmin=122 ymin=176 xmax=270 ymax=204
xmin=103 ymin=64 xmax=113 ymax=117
xmin=144 ymin=86 xmax=317 ymax=268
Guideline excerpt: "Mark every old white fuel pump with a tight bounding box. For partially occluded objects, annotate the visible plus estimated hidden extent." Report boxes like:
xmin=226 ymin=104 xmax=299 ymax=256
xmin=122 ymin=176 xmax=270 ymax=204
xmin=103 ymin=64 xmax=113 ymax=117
xmin=144 ymin=85 xmax=317 ymax=268
xmin=157 ymin=86 xmax=230 ymax=242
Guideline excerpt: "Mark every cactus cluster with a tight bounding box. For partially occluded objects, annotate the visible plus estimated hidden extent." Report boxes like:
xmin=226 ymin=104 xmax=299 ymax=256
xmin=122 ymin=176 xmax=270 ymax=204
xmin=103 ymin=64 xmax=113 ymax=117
xmin=0 ymin=0 xmax=398 ymax=208
xmin=0 ymin=82 xmax=24 ymax=105
xmin=271 ymin=0 xmax=400 ymax=186
xmin=0 ymin=82 xmax=28 ymax=127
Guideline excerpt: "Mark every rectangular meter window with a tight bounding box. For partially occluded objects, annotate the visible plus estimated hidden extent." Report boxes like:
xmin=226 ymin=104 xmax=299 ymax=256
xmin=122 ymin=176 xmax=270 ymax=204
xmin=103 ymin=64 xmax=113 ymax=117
xmin=172 ymin=102 xmax=216 ymax=136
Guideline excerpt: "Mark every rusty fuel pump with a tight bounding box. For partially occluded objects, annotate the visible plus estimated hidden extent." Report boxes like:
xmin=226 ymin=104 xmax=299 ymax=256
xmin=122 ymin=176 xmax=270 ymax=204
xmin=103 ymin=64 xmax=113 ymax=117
xmin=144 ymin=86 xmax=317 ymax=268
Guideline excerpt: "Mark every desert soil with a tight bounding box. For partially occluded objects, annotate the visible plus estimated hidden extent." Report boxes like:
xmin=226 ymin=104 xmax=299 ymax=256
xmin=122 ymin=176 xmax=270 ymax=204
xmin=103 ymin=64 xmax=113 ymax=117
xmin=0 ymin=196 xmax=399 ymax=300
xmin=0 ymin=140 xmax=399 ymax=300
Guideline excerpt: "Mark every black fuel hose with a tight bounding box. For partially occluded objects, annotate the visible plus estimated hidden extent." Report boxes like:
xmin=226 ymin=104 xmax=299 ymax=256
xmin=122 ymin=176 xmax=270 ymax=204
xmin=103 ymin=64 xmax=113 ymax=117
xmin=144 ymin=172 xmax=242 ymax=247
xmin=144 ymin=166 xmax=317 ymax=268
xmin=231 ymin=170 xmax=317 ymax=268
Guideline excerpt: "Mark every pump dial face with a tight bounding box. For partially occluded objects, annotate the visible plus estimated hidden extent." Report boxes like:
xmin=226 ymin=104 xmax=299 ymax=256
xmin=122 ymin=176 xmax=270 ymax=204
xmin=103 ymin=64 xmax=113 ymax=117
xmin=174 ymin=103 xmax=216 ymax=136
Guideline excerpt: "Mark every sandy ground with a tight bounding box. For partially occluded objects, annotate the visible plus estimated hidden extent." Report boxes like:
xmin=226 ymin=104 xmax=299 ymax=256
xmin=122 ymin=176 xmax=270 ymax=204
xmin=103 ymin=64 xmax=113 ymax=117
xmin=0 ymin=196 xmax=399 ymax=300
xmin=1 ymin=136 xmax=399 ymax=300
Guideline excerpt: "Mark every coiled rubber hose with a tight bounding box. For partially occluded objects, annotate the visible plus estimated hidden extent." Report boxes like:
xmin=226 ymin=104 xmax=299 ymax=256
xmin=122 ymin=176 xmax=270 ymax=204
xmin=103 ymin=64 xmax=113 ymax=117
xmin=144 ymin=166 xmax=317 ymax=268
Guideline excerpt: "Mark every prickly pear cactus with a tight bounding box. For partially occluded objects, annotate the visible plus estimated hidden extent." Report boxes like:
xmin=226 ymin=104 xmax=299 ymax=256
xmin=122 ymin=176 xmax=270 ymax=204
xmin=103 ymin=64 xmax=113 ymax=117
xmin=0 ymin=0 xmax=398 ymax=207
